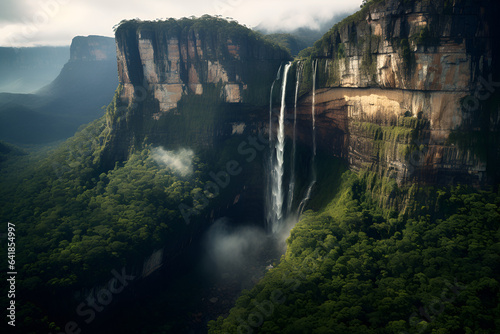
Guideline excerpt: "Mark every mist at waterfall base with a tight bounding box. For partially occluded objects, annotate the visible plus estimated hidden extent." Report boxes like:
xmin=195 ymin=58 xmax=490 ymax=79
xmin=202 ymin=219 xmax=276 ymax=280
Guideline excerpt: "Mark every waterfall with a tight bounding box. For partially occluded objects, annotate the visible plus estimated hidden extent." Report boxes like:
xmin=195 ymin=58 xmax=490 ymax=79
xmin=266 ymin=60 xmax=318 ymax=233
xmin=269 ymin=64 xmax=283 ymax=146
xmin=268 ymin=62 xmax=291 ymax=233
xmin=312 ymin=59 xmax=317 ymax=157
xmin=287 ymin=61 xmax=302 ymax=213
xmin=297 ymin=59 xmax=318 ymax=215
xmin=266 ymin=65 xmax=283 ymax=227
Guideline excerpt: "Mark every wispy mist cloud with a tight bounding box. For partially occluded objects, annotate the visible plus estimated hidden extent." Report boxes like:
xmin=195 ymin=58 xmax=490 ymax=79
xmin=242 ymin=0 xmax=358 ymax=32
xmin=152 ymin=147 xmax=194 ymax=177
xmin=0 ymin=0 xmax=31 ymax=23
xmin=204 ymin=218 xmax=267 ymax=272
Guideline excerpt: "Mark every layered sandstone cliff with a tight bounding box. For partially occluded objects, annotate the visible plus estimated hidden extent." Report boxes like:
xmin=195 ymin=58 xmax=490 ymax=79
xmin=115 ymin=17 xmax=288 ymax=116
xmin=104 ymin=4 xmax=499 ymax=185
xmin=295 ymin=0 xmax=499 ymax=185
xmin=100 ymin=16 xmax=289 ymax=164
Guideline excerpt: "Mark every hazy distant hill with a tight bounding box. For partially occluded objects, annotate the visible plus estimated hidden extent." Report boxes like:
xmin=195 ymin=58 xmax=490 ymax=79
xmin=258 ymin=12 xmax=352 ymax=55
xmin=0 ymin=36 xmax=118 ymax=145
xmin=36 ymin=36 xmax=119 ymax=122
xmin=0 ymin=46 xmax=70 ymax=93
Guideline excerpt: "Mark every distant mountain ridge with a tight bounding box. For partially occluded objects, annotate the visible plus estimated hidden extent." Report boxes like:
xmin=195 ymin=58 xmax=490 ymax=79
xmin=70 ymin=35 xmax=117 ymax=62
xmin=0 ymin=46 xmax=69 ymax=94
xmin=0 ymin=36 xmax=118 ymax=144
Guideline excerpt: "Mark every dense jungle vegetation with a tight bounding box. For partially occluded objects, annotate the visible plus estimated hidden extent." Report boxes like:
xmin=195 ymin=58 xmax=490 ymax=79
xmin=209 ymin=171 xmax=500 ymax=333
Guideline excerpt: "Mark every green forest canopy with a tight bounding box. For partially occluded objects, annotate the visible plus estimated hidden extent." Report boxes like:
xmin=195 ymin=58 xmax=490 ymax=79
xmin=209 ymin=171 xmax=500 ymax=333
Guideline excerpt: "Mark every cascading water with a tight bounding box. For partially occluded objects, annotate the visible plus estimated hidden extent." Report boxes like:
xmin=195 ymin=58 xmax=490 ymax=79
xmin=269 ymin=64 xmax=282 ymax=146
xmin=266 ymin=65 xmax=283 ymax=228
xmin=268 ymin=62 xmax=291 ymax=234
xmin=266 ymin=60 xmax=319 ymax=234
xmin=312 ymin=59 xmax=317 ymax=157
xmin=287 ymin=61 xmax=303 ymax=213
xmin=297 ymin=59 xmax=318 ymax=215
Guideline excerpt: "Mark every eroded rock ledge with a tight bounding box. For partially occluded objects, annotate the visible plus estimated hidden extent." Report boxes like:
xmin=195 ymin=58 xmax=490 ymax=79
xmin=295 ymin=0 xmax=499 ymax=185
xmin=115 ymin=17 xmax=289 ymax=116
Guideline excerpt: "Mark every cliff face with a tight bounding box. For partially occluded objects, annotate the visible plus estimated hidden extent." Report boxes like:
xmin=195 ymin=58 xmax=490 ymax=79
xmin=295 ymin=0 xmax=499 ymax=185
xmin=42 ymin=36 xmax=118 ymax=94
xmin=70 ymin=35 xmax=117 ymax=62
xmin=36 ymin=35 xmax=118 ymax=121
xmin=102 ymin=17 xmax=289 ymax=163
xmin=105 ymin=4 xmax=498 ymax=186
xmin=115 ymin=18 xmax=288 ymax=114
xmin=0 ymin=35 xmax=118 ymax=144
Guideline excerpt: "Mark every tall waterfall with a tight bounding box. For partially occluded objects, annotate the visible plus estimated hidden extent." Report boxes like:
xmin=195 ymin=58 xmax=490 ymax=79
xmin=297 ymin=59 xmax=318 ymax=215
xmin=268 ymin=62 xmax=291 ymax=233
xmin=269 ymin=64 xmax=282 ymax=146
xmin=266 ymin=65 xmax=283 ymax=229
xmin=266 ymin=60 xmax=319 ymax=234
xmin=311 ymin=59 xmax=317 ymax=157
xmin=287 ymin=61 xmax=302 ymax=213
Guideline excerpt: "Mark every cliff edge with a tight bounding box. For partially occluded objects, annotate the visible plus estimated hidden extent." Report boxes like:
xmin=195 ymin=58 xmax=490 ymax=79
xmin=115 ymin=16 xmax=289 ymax=111
xmin=100 ymin=16 xmax=289 ymax=163
xmin=295 ymin=0 xmax=499 ymax=185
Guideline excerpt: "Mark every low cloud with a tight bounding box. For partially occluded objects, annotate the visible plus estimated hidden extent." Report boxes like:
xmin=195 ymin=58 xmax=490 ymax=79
xmin=0 ymin=0 xmax=32 ymax=23
xmin=203 ymin=218 xmax=268 ymax=272
xmin=152 ymin=147 xmax=194 ymax=177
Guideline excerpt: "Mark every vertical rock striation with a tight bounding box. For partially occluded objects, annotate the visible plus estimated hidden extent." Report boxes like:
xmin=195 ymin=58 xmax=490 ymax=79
xmin=114 ymin=17 xmax=289 ymax=116
xmin=101 ymin=16 xmax=289 ymax=164
xmin=295 ymin=0 xmax=499 ymax=185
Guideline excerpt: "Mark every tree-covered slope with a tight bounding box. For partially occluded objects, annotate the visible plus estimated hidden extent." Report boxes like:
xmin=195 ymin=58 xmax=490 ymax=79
xmin=262 ymin=33 xmax=309 ymax=56
xmin=0 ymin=140 xmax=26 ymax=162
xmin=0 ymin=116 xmax=213 ymax=332
xmin=0 ymin=74 xmax=267 ymax=332
xmin=209 ymin=170 xmax=500 ymax=333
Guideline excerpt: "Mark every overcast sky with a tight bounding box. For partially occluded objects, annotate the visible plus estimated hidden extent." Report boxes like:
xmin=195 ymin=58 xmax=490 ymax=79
xmin=0 ymin=0 xmax=361 ymax=47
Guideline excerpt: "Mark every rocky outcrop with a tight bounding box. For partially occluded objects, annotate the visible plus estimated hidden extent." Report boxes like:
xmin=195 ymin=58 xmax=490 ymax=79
xmin=100 ymin=16 xmax=289 ymax=164
xmin=104 ymin=4 xmax=499 ymax=185
xmin=36 ymin=35 xmax=118 ymax=122
xmin=70 ymin=35 xmax=117 ymax=62
xmin=115 ymin=17 xmax=289 ymax=116
xmin=0 ymin=35 xmax=118 ymax=144
xmin=295 ymin=0 xmax=500 ymax=185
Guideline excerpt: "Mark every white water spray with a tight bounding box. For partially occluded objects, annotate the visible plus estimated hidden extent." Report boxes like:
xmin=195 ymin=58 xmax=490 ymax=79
xmin=287 ymin=61 xmax=302 ymax=213
xmin=269 ymin=64 xmax=283 ymax=147
xmin=298 ymin=59 xmax=318 ymax=215
xmin=312 ymin=59 xmax=317 ymax=157
xmin=266 ymin=65 xmax=283 ymax=227
xmin=269 ymin=62 xmax=291 ymax=233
